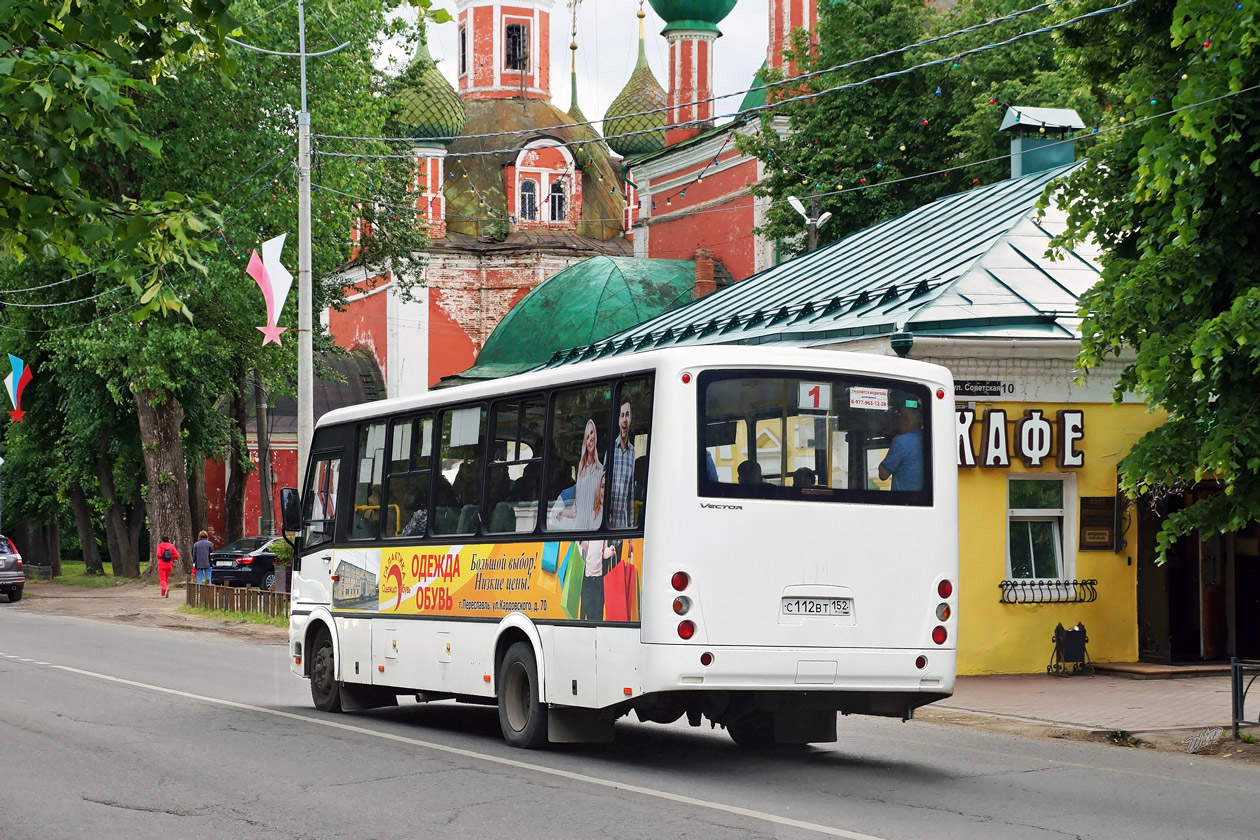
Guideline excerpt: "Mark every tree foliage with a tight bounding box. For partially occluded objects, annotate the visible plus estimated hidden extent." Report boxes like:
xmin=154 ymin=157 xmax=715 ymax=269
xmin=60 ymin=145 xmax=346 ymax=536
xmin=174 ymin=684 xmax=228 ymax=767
xmin=1048 ymin=0 xmax=1260 ymax=556
xmin=739 ymin=0 xmax=1098 ymax=252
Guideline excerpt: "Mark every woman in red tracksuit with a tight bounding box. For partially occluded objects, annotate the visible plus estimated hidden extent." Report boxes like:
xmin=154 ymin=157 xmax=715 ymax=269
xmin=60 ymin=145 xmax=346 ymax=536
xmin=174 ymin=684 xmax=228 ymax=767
xmin=154 ymin=537 xmax=179 ymax=597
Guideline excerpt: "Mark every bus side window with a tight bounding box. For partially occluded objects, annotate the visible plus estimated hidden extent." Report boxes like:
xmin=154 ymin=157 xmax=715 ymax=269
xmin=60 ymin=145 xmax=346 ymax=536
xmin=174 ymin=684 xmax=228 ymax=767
xmin=434 ymin=405 xmax=486 ymax=536
xmin=488 ymin=398 xmax=544 ymax=534
xmin=302 ymin=456 xmax=341 ymax=549
xmin=349 ymin=423 xmax=387 ymax=540
xmin=545 ymin=384 xmax=611 ymax=532
xmin=609 ymin=378 xmax=652 ymax=529
xmin=386 ymin=415 xmax=433 ymax=538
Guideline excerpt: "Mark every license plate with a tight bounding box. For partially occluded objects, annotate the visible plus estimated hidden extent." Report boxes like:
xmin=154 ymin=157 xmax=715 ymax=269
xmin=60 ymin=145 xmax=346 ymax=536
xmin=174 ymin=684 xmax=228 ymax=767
xmin=782 ymin=597 xmax=852 ymax=617
xmin=215 ymin=561 xmax=234 ymax=568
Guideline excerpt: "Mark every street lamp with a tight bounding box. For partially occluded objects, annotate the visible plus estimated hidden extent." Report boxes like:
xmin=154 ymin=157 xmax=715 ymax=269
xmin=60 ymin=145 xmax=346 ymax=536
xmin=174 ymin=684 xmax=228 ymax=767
xmin=787 ymin=195 xmax=832 ymax=253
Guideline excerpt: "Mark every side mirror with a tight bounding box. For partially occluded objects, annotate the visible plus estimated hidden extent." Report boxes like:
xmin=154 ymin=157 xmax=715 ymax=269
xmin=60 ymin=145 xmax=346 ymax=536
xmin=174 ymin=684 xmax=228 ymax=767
xmin=280 ymin=487 xmax=302 ymax=534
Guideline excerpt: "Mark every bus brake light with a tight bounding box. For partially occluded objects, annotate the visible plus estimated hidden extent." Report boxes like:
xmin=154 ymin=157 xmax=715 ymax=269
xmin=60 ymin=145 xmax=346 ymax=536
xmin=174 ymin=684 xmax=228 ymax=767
xmin=677 ymin=620 xmax=696 ymax=640
xmin=937 ymin=579 xmax=953 ymax=599
xmin=671 ymin=572 xmax=690 ymax=591
xmin=932 ymin=626 xmax=947 ymax=645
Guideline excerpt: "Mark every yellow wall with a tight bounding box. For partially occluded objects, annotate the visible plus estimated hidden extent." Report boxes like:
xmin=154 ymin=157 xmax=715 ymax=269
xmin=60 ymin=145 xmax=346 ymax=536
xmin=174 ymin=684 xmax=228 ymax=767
xmin=956 ymin=401 xmax=1164 ymax=674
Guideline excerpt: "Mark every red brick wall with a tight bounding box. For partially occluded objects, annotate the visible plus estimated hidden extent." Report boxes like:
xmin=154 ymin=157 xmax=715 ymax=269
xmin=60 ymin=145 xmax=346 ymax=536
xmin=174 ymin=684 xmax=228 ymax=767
xmin=329 ymin=283 xmax=388 ymax=378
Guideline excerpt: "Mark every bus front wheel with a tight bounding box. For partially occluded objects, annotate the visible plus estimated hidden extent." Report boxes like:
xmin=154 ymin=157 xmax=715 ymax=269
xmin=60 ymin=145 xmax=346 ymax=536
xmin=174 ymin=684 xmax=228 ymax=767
xmin=310 ymin=629 xmax=343 ymax=713
xmin=497 ymin=641 xmax=548 ymax=749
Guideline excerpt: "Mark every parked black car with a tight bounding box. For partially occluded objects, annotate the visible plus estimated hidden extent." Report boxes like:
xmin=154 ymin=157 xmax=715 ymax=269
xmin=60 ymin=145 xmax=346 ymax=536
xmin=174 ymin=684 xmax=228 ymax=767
xmin=0 ymin=534 xmax=24 ymax=602
xmin=210 ymin=536 xmax=280 ymax=590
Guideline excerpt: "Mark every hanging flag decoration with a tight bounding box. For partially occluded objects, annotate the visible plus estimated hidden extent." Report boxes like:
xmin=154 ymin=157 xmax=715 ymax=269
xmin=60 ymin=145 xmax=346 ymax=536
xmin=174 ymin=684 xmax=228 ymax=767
xmin=4 ymin=354 xmax=33 ymax=423
xmin=246 ymin=233 xmax=294 ymax=346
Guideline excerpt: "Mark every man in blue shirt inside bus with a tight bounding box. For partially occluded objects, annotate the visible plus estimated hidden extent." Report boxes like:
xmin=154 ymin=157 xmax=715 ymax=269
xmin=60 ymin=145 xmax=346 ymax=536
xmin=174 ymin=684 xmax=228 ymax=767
xmin=878 ymin=403 xmax=924 ymax=492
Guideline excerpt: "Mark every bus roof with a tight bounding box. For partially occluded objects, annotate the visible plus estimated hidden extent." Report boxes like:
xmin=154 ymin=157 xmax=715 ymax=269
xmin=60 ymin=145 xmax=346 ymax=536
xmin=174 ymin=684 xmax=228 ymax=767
xmin=315 ymin=346 xmax=953 ymax=429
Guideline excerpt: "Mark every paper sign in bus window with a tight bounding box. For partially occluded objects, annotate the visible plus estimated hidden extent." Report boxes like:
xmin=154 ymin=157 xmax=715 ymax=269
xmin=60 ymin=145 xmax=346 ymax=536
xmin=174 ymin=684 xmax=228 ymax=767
xmin=850 ymin=387 xmax=889 ymax=410
xmin=798 ymin=382 xmax=832 ymax=411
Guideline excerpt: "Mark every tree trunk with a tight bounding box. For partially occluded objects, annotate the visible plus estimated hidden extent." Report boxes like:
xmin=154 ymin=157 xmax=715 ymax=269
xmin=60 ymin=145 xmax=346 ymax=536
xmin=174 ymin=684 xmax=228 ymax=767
xmin=125 ymin=483 xmax=146 ymax=574
xmin=96 ymin=434 xmax=141 ymax=578
xmin=133 ymin=387 xmax=194 ymax=577
xmin=68 ymin=482 xmax=104 ymax=575
xmin=188 ymin=457 xmax=208 ymax=539
xmin=224 ymin=386 xmax=250 ymax=542
xmin=253 ymin=371 xmax=275 ymax=536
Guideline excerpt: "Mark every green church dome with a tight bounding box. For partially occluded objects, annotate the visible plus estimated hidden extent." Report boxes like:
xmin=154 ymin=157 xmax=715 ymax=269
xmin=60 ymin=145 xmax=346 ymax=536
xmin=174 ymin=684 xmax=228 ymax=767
xmin=390 ymin=30 xmax=466 ymax=147
xmin=465 ymin=256 xmax=699 ymax=380
xmin=648 ymin=0 xmax=737 ymax=33
xmin=604 ymin=12 xmax=667 ymax=157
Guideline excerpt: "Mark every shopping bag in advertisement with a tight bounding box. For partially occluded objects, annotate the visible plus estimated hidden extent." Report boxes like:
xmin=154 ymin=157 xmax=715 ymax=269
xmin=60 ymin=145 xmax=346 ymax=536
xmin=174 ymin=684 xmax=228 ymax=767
xmin=602 ymin=560 xmax=637 ymax=622
xmin=560 ymin=542 xmax=583 ymax=620
xmin=540 ymin=541 xmax=560 ymax=575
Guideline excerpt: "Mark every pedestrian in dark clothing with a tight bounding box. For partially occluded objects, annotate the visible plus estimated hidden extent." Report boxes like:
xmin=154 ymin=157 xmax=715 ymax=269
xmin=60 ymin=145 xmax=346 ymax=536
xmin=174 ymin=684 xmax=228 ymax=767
xmin=154 ymin=537 xmax=179 ymax=597
xmin=192 ymin=530 xmax=214 ymax=585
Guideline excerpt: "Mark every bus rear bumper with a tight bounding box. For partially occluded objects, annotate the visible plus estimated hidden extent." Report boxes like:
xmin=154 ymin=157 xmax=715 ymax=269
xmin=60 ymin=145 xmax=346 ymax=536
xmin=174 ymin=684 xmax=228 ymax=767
xmin=641 ymin=644 xmax=956 ymax=697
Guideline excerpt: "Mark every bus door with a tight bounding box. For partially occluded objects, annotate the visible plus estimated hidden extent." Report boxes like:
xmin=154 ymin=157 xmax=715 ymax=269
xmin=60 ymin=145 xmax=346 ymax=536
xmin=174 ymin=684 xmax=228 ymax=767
xmin=296 ymin=452 xmax=343 ymax=607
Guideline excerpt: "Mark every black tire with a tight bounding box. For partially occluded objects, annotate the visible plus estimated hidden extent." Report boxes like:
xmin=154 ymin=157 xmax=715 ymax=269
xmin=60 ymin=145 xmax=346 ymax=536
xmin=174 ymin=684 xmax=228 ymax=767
xmin=497 ymin=641 xmax=548 ymax=749
xmin=727 ymin=712 xmax=776 ymax=748
xmin=264 ymin=572 xmax=276 ymax=591
xmin=309 ymin=629 xmax=343 ymax=713
xmin=7 ymin=588 xmax=21 ymax=603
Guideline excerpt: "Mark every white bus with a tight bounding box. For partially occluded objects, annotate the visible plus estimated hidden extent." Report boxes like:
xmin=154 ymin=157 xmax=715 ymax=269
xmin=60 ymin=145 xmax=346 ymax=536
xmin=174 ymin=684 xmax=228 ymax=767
xmin=281 ymin=346 xmax=958 ymax=748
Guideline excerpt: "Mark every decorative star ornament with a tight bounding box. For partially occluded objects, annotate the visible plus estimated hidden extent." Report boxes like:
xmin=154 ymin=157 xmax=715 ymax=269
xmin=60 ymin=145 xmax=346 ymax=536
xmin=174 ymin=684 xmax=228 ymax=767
xmin=4 ymin=354 xmax=33 ymax=422
xmin=246 ymin=233 xmax=294 ymax=345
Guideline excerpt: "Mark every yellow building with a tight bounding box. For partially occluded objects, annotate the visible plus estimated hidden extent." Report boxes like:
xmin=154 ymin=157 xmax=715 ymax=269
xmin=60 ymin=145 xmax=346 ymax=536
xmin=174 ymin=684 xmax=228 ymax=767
xmin=551 ymin=108 xmax=1260 ymax=672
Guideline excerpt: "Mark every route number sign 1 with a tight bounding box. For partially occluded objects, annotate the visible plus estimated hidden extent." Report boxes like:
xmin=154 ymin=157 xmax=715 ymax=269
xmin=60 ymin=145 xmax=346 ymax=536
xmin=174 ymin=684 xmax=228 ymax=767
xmin=799 ymin=382 xmax=831 ymax=411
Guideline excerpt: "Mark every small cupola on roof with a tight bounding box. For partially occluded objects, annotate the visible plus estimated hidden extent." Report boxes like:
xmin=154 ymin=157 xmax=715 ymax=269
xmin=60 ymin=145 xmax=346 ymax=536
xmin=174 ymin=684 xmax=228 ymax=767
xmin=604 ymin=5 xmax=667 ymax=157
xmin=1000 ymin=106 xmax=1085 ymax=178
xmin=456 ymin=0 xmax=553 ymax=102
xmin=391 ymin=28 xmax=467 ymax=147
xmin=648 ymin=0 xmax=737 ymax=143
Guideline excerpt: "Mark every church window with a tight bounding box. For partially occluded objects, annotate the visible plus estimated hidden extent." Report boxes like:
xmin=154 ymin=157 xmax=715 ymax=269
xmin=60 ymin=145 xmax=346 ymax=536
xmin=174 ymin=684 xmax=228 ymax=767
xmin=458 ymin=26 xmax=467 ymax=76
xmin=519 ymin=179 xmax=538 ymax=221
xmin=505 ymin=23 xmax=529 ymax=72
xmin=549 ymin=181 xmax=567 ymax=221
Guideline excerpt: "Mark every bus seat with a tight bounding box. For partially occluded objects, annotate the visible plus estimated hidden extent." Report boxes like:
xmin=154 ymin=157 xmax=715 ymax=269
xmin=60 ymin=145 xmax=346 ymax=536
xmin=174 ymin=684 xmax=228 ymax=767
xmin=456 ymin=504 xmax=481 ymax=534
xmin=489 ymin=501 xmax=517 ymax=533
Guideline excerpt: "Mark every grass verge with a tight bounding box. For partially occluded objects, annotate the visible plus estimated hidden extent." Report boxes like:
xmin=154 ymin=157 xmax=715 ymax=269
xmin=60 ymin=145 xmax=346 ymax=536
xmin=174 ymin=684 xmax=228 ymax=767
xmin=177 ymin=605 xmax=288 ymax=628
xmin=48 ymin=561 xmax=133 ymax=588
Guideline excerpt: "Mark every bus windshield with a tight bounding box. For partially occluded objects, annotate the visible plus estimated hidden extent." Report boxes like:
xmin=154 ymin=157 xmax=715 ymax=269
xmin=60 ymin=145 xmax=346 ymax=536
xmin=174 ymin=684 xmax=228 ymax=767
xmin=699 ymin=370 xmax=932 ymax=505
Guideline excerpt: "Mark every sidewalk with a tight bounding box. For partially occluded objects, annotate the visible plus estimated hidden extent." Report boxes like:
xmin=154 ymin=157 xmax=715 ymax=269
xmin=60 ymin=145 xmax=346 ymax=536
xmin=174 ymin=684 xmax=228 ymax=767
xmin=926 ymin=672 xmax=1237 ymax=734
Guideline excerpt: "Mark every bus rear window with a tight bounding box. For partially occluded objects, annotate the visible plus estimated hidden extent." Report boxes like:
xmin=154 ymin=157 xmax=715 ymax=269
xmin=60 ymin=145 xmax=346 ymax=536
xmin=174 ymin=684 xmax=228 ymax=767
xmin=699 ymin=371 xmax=932 ymax=506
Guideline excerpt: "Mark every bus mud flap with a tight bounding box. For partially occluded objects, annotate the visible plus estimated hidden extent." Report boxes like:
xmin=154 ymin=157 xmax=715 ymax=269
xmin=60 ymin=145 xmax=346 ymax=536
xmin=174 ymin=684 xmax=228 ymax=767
xmin=548 ymin=708 xmax=615 ymax=743
xmin=339 ymin=683 xmax=400 ymax=712
xmin=774 ymin=710 xmax=837 ymax=745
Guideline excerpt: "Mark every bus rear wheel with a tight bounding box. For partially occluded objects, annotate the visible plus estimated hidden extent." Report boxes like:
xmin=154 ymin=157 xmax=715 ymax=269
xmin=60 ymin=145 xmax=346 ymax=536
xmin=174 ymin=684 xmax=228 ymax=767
xmin=497 ymin=641 xmax=548 ymax=749
xmin=310 ymin=629 xmax=343 ymax=713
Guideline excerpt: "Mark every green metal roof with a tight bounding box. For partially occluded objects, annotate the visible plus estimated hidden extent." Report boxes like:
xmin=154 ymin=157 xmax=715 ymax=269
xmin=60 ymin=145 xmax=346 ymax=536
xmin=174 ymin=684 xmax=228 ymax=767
xmin=737 ymin=63 xmax=767 ymax=114
xmin=544 ymin=163 xmax=1099 ymax=367
xmin=454 ymin=256 xmax=699 ymax=382
xmin=648 ymin=0 xmax=738 ymax=33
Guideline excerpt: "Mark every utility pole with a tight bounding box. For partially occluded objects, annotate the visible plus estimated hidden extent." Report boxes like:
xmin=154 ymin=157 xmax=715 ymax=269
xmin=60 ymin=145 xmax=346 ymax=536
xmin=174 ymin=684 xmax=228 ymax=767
xmin=787 ymin=194 xmax=833 ymax=253
xmin=228 ymin=2 xmax=348 ymax=488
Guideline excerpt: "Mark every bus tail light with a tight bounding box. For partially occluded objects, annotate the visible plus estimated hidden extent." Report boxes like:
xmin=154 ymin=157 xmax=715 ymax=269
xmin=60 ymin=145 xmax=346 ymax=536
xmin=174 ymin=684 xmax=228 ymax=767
xmin=936 ymin=603 xmax=951 ymax=621
xmin=672 ymin=596 xmax=691 ymax=615
xmin=937 ymin=579 xmax=953 ymax=599
xmin=932 ymin=626 xmax=948 ymax=645
xmin=677 ymin=620 xmax=696 ymax=640
xmin=681 ymin=372 xmax=692 ymax=384
xmin=700 ymin=652 xmax=714 ymax=667
xmin=915 ymin=656 xmax=927 ymax=669
xmin=671 ymin=572 xmax=690 ymax=591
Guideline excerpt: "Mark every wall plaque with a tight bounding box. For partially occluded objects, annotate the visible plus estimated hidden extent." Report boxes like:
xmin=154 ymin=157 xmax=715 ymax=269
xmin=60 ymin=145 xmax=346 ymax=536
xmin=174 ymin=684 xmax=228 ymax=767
xmin=1079 ymin=496 xmax=1117 ymax=551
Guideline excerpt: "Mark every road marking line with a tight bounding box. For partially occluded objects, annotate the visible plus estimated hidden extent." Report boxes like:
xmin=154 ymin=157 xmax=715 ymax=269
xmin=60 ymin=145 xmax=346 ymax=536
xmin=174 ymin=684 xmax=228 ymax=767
xmin=49 ymin=664 xmax=884 ymax=840
xmin=19 ymin=658 xmax=34 ymax=662
xmin=35 ymin=661 xmax=50 ymax=665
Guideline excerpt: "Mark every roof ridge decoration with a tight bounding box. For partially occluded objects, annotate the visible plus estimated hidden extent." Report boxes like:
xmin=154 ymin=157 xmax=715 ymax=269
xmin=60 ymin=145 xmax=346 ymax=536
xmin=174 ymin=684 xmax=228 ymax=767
xmin=603 ymin=3 xmax=667 ymax=157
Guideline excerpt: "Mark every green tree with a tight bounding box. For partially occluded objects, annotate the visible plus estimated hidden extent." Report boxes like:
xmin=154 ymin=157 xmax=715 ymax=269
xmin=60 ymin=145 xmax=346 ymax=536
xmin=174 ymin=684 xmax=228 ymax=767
xmin=739 ymin=0 xmax=1097 ymax=253
xmin=1048 ymin=0 xmax=1260 ymax=557
xmin=1 ymin=0 xmax=237 ymax=311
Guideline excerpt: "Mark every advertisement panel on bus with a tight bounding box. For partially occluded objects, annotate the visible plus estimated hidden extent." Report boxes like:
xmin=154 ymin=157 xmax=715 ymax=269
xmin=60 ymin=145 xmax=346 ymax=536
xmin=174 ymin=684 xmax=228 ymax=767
xmin=330 ymin=538 xmax=642 ymax=623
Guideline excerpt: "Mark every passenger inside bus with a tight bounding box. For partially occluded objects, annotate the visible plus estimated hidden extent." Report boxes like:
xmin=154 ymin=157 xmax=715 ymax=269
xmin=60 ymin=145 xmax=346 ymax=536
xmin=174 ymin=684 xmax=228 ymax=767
xmin=792 ymin=466 xmax=817 ymax=488
xmin=878 ymin=404 xmax=924 ymax=492
xmin=737 ymin=460 xmax=764 ymax=485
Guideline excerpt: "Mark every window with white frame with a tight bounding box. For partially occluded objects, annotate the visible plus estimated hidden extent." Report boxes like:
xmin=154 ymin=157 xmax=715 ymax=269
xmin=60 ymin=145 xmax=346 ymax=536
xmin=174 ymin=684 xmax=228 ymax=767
xmin=505 ymin=23 xmax=529 ymax=72
xmin=549 ymin=180 xmax=566 ymax=221
xmin=519 ymin=179 xmax=538 ymax=220
xmin=1007 ymin=478 xmax=1066 ymax=579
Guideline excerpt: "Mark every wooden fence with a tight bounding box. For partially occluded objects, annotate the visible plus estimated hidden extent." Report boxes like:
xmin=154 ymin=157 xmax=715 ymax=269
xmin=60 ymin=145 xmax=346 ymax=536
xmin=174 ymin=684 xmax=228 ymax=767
xmin=185 ymin=582 xmax=290 ymax=619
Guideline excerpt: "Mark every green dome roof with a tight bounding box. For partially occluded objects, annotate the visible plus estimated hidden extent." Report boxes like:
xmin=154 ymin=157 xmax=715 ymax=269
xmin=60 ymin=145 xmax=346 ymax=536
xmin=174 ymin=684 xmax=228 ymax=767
xmin=468 ymin=256 xmax=699 ymax=378
xmin=604 ymin=26 xmax=667 ymax=157
xmin=648 ymin=0 xmax=737 ymax=33
xmin=390 ymin=33 xmax=466 ymax=146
